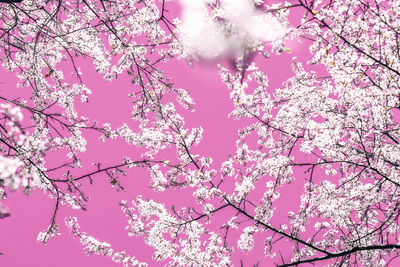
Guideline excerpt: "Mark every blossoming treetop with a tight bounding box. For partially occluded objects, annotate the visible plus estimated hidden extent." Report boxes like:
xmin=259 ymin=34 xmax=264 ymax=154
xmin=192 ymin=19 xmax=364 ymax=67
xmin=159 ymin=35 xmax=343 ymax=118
xmin=1 ymin=0 xmax=400 ymax=266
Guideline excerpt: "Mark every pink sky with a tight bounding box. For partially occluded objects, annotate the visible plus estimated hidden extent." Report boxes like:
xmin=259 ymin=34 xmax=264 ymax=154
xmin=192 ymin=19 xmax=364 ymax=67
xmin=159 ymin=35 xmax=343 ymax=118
xmin=0 ymin=3 xmax=354 ymax=266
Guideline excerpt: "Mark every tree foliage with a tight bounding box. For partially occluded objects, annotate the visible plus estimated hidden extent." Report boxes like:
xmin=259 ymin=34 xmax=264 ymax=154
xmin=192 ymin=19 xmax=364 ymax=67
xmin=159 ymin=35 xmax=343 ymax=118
xmin=1 ymin=0 xmax=400 ymax=266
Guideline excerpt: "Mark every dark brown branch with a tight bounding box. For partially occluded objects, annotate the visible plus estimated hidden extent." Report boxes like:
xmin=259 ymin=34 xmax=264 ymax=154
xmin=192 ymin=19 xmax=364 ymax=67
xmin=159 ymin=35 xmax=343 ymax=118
xmin=278 ymin=244 xmax=400 ymax=267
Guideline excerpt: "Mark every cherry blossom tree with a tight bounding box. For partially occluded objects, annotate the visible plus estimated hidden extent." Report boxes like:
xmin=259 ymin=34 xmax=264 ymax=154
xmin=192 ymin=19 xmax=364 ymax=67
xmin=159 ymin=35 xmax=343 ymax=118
xmin=2 ymin=0 xmax=400 ymax=266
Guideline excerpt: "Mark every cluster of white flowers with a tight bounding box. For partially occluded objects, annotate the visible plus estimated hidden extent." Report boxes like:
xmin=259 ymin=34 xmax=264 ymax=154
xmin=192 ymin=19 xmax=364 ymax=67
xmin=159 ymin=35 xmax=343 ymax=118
xmin=177 ymin=0 xmax=287 ymax=59
xmin=237 ymin=226 xmax=257 ymax=253
xmin=37 ymin=223 xmax=60 ymax=245
xmin=0 ymin=101 xmax=50 ymax=215
xmin=120 ymin=197 xmax=231 ymax=266
xmin=0 ymin=156 xmax=23 ymax=191
xmin=65 ymin=216 xmax=147 ymax=266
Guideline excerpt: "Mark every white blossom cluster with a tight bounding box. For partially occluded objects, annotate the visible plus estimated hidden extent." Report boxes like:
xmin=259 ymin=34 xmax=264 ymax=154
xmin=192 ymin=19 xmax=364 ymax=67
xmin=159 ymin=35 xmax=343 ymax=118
xmin=119 ymin=197 xmax=231 ymax=266
xmin=65 ymin=216 xmax=147 ymax=267
xmin=177 ymin=0 xmax=287 ymax=59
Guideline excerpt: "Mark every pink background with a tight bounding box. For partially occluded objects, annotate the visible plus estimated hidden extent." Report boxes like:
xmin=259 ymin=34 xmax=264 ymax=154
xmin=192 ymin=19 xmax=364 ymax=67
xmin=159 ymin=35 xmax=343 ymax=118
xmin=0 ymin=4 xmax=342 ymax=266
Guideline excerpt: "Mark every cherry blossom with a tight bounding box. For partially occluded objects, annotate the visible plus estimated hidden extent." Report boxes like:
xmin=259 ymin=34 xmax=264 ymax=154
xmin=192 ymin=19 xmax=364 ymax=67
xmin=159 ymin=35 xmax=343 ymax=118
xmin=2 ymin=0 xmax=400 ymax=266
